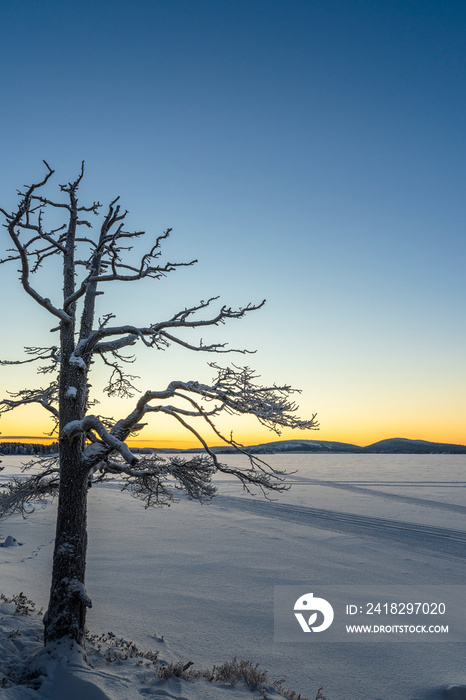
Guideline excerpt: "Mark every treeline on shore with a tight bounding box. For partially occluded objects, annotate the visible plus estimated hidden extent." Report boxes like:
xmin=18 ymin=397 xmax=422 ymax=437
xmin=0 ymin=442 xmax=59 ymax=456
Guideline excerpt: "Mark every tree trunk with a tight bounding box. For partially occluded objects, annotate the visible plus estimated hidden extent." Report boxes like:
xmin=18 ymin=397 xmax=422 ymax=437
xmin=44 ymin=246 xmax=92 ymax=646
xmin=43 ymin=439 xmax=90 ymax=645
xmin=44 ymin=339 xmax=91 ymax=645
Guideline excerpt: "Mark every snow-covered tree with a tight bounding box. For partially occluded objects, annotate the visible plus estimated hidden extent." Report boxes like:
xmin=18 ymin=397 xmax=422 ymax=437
xmin=0 ymin=163 xmax=318 ymax=648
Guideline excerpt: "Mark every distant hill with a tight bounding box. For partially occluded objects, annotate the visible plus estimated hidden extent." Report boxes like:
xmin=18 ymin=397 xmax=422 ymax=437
xmin=211 ymin=439 xmax=361 ymax=454
xmin=364 ymin=437 xmax=466 ymax=454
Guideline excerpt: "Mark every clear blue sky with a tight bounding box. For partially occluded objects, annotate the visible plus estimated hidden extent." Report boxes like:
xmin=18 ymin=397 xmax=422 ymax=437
xmin=0 ymin=0 xmax=465 ymax=446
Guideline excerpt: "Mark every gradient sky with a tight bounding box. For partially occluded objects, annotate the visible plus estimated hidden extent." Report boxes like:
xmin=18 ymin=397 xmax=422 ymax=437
xmin=0 ymin=0 xmax=465 ymax=448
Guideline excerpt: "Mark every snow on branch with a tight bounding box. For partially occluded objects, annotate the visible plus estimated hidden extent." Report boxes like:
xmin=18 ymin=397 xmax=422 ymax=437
xmin=93 ymin=335 xmax=139 ymax=354
xmin=61 ymin=415 xmax=138 ymax=466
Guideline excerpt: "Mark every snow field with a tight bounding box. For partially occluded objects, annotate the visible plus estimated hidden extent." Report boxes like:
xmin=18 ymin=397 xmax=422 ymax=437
xmin=1 ymin=454 xmax=465 ymax=699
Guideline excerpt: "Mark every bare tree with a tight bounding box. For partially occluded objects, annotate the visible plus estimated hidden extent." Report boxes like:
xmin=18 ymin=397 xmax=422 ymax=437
xmin=0 ymin=163 xmax=318 ymax=648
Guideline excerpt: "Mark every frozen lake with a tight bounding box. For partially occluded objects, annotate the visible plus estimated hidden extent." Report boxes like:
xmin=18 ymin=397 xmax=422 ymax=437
xmin=1 ymin=453 xmax=465 ymax=699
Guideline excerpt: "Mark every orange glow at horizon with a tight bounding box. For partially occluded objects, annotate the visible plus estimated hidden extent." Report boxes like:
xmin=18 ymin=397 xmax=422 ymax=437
xmin=1 ymin=396 xmax=464 ymax=449
xmin=1 ymin=425 xmax=465 ymax=449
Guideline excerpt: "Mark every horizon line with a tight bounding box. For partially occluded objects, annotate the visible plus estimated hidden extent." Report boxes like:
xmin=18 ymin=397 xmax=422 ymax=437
xmin=1 ymin=435 xmax=465 ymax=448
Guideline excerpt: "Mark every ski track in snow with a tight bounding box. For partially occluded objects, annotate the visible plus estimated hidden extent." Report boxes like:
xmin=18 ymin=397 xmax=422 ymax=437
xmin=284 ymin=475 xmax=466 ymax=514
xmin=212 ymin=495 xmax=466 ymax=559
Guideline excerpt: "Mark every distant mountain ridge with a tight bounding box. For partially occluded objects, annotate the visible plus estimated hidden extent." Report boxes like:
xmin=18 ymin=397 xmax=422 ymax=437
xmin=210 ymin=437 xmax=466 ymax=455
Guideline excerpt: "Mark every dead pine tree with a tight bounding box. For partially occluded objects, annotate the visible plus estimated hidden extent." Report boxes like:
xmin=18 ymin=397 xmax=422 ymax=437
xmin=0 ymin=162 xmax=318 ymax=649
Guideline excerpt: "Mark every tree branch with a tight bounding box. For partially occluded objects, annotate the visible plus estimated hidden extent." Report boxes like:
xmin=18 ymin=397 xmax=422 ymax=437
xmin=92 ymin=453 xmax=217 ymax=507
xmin=78 ymin=299 xmax=266 ymax=360
xmin=0 ymin=384 xmax=59 ymax=418
xmin=0 ymin=163 xmax=71 ymax=323
xmin=0 ymin=458 xmax=59 ymax=520
xmin=61 ymin=415 xmax=138 ymax=466
xmin=0 ymin=346 xmax=60 ymax=373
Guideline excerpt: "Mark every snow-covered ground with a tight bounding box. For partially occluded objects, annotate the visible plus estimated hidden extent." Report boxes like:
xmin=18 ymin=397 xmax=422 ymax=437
xmin=1 ymin=454 xmax=465 ymax=699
